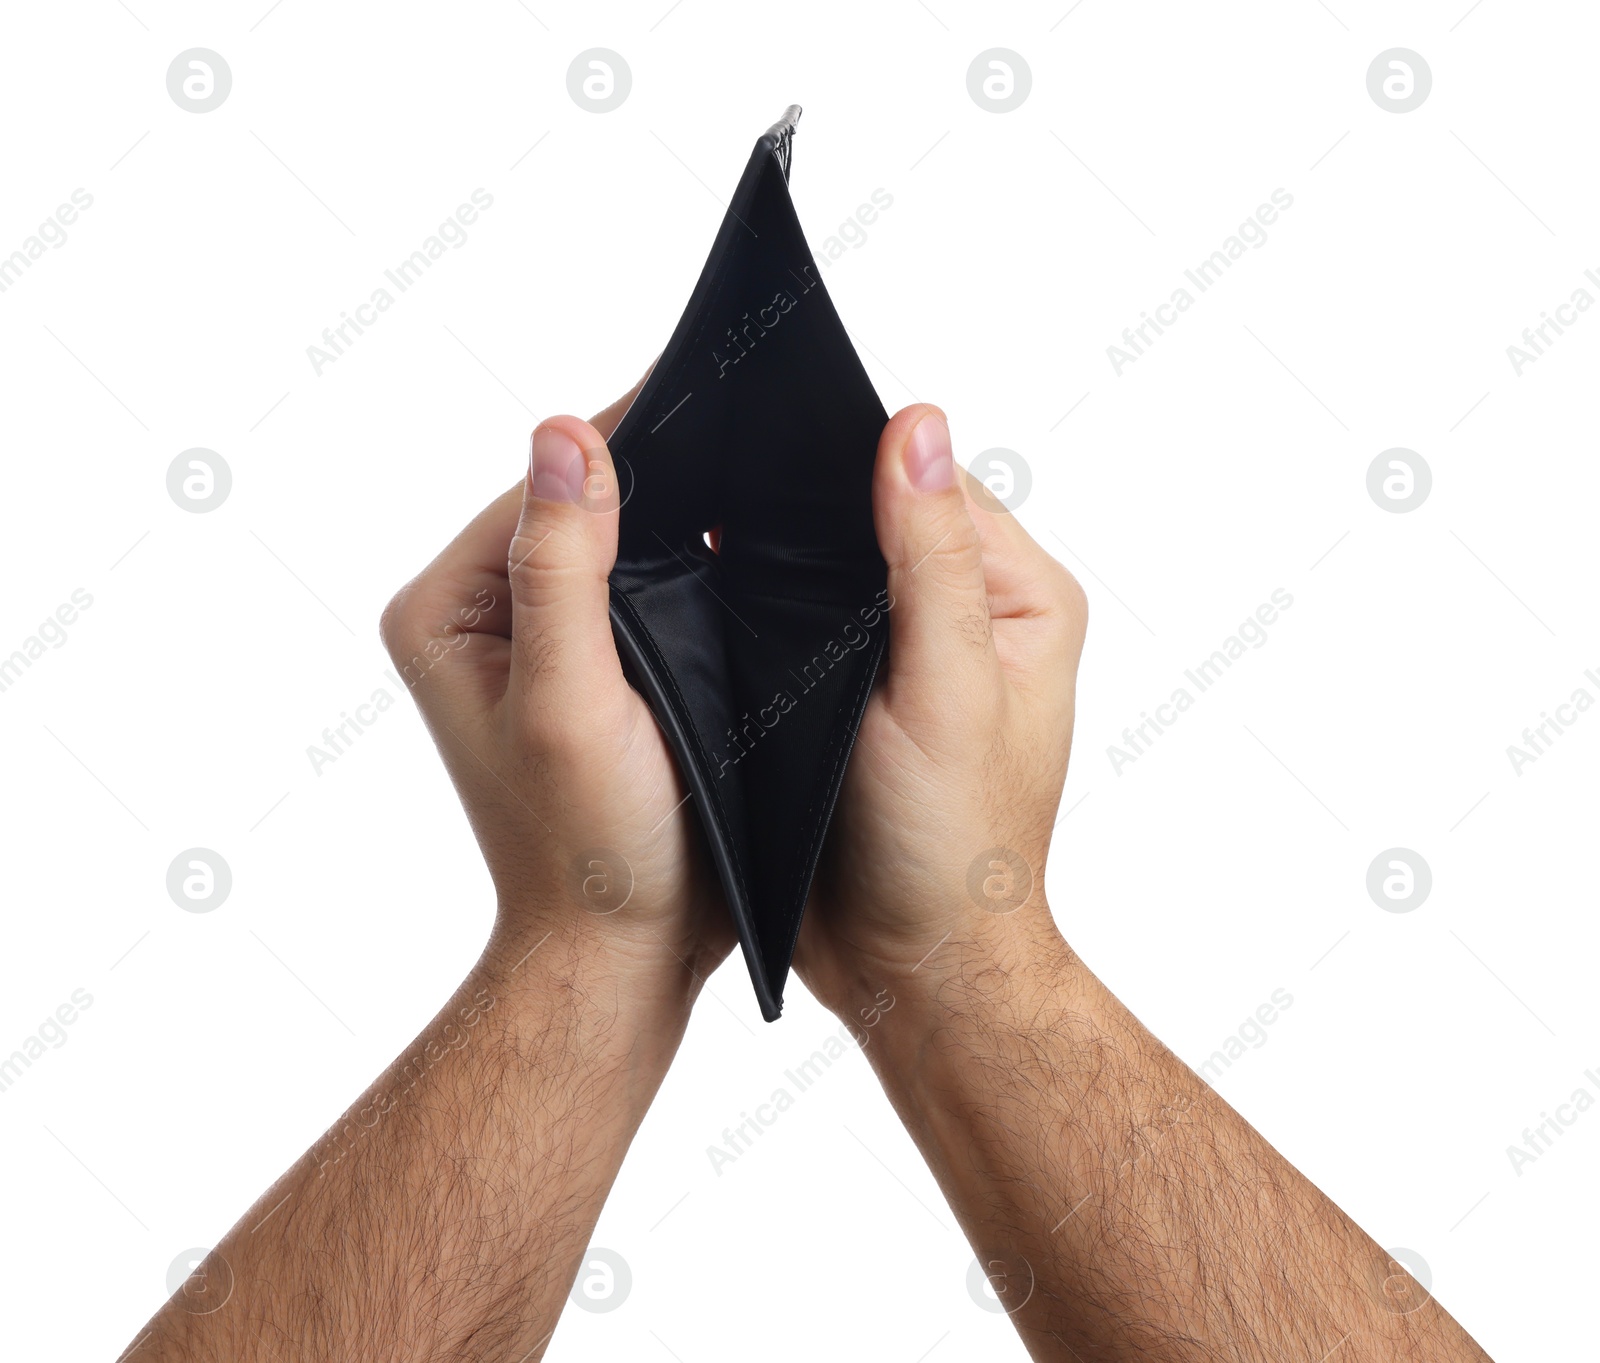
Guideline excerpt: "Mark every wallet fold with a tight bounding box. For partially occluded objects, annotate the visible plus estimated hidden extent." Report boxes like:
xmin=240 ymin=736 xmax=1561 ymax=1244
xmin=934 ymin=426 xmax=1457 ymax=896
xmin=605 ymin=106 xmax=890 ymax=1021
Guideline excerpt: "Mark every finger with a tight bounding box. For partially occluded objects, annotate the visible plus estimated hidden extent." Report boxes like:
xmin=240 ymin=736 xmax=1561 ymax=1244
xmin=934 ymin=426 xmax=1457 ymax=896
xmin=404 ymin=365 xmax=655 ymax=598
xmin=873 ymin=404 xmax=1000 ymax=710
xmin=440 ymin=366 xmax=658 ymax=623
xmin=380 ymin=484 xmax=523 ymax=718
xmin=380 ymin=366 xmax=661 ymax=659
xmin=507 ymin=414 xmax=630 ymax=736
xmin=958 ymin=472 xmax=1086 ymax=628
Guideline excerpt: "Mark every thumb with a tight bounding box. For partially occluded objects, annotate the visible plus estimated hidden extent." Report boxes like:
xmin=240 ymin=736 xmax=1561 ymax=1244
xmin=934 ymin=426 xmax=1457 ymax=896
xmin=508 ymin=415 xmax=626 ymax=729
xmin=874 ymin=405 xmax=999 ymax=711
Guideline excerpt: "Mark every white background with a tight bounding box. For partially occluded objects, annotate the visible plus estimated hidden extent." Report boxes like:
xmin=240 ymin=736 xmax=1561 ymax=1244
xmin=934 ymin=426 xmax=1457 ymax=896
xmin=0 ymin=2 xmax=1594 ymax=1359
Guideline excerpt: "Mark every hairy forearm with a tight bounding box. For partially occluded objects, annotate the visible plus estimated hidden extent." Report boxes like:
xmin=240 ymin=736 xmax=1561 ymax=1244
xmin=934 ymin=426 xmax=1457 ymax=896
xmin=863 ymin=916 xmax=1490 ymax=1363
xmin=128 ymin=922 xmax=691 ymax=1362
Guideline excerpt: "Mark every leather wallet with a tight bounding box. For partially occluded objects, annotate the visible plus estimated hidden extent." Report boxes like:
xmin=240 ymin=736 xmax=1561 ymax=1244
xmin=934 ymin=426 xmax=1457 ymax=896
xmin=605 ymin=106 xmax=890 ymax=1021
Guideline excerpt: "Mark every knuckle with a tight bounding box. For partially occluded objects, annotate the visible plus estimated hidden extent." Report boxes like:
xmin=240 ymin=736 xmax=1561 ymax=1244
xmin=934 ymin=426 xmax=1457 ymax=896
xmin=910 ymin=514 xmax=992 ymax=653
xmin=1054 ymin=564 xmax=1089 ymax=630
xmin=911 ymin=511 xmax=984 ymax=582
xmin=507 ymin=522 xmax=590 ymax=597
xmin=506 ymin=530 xmax=551 ymax=593
xmin=381 ymin=580 xmax=472 ymax=690
xmin=378 ymin=582 xmax=424 ymax=660
xmin=1041 ymin=567 xmax=1089 ymax=665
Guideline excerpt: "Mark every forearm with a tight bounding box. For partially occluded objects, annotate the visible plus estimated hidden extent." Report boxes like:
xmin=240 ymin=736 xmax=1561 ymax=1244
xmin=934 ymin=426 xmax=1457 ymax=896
xmin=861 ymin=915 xmax=1490 ymax=1363
xmin=130 ymin=919 xmax=691 ymax=1362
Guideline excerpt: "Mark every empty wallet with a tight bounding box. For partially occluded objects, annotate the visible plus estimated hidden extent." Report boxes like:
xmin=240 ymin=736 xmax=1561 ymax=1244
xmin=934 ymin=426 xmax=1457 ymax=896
xmin=604 ymin=106 xmax=890 ymax=1021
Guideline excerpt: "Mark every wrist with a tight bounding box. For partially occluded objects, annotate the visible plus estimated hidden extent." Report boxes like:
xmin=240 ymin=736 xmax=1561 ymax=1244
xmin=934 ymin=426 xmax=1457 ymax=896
xmin=477 ymin=913 xmax=696 ymax=1100
xmin=813 ymin=905 xmax=1080 ymax=1025
xmin=846 ymin=908 xmax=1091 ymax=1077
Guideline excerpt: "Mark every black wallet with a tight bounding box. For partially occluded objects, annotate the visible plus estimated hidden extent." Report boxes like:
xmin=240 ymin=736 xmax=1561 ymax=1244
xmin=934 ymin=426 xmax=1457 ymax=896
xmin=604 ymin=107 xmax=889 ymax=1021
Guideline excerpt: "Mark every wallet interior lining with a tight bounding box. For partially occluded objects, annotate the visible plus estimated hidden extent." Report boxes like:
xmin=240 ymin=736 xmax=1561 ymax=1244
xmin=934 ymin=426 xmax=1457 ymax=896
xmin=604 ymin=108 xmax=890 ymax=1019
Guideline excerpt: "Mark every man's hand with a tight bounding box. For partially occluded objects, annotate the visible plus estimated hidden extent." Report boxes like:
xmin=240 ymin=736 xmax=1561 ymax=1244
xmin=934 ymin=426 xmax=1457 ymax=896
xmin=379 ymin=381 xmax=733 ymax=1009
xmin=796 ymin=402 xmax=1087 ymax=1017
xmin=126 ymin=384 xmax=727 ymax=1362
xmin=796 ymin=403 xmax=1491 ymax=1363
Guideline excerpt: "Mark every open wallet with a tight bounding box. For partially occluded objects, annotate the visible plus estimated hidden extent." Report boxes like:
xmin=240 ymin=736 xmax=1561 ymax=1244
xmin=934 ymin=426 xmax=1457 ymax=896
xmin=603 ymin=106 xmax=890 ymax=1021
